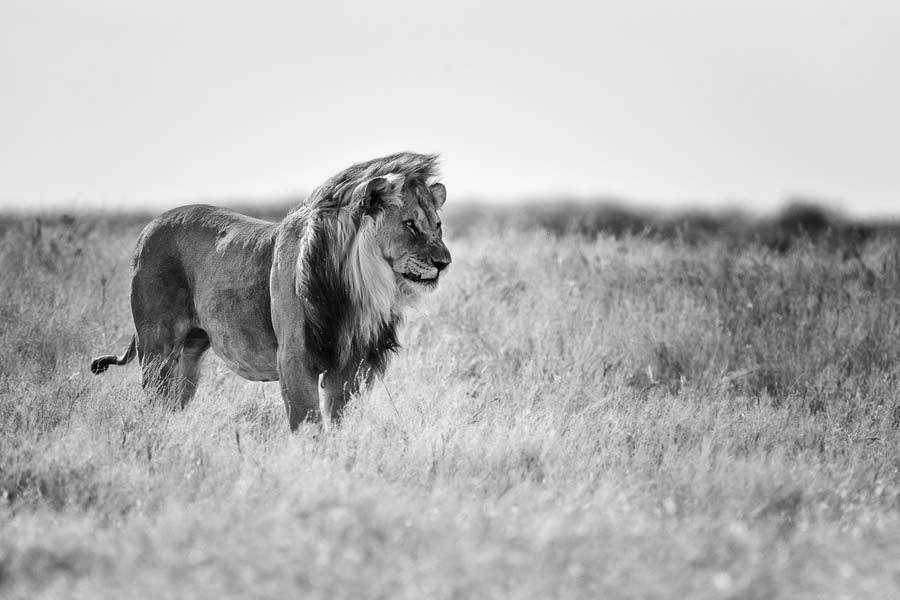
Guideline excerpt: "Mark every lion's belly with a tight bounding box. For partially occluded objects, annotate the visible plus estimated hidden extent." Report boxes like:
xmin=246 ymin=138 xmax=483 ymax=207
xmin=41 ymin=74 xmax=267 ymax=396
xmin=194 ymin=277 xmax=280 ymax=382
xmin=209 ymin=334 xmax=279 ymax=381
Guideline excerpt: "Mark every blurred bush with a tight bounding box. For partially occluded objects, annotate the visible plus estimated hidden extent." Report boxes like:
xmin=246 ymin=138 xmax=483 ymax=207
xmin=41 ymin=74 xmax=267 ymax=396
xmin=4 ymin=195 xmax=897 ymax=255
xmin=442 ymin=197 xmax=899 ymax=254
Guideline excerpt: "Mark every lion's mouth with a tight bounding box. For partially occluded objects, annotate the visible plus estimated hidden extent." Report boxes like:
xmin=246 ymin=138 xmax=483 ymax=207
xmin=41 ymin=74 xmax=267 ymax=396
xmin=400 ymin=272 xmax=439 ymax=287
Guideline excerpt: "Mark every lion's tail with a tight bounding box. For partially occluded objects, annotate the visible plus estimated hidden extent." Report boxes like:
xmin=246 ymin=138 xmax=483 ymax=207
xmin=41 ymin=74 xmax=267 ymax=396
xmin=90 ymin=336 xmax=137 ymax=375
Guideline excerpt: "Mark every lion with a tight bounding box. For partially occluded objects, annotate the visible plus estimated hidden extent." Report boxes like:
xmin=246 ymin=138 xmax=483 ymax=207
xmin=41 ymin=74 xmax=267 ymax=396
xmin=90 ymin=152 xmax=451 ymax=430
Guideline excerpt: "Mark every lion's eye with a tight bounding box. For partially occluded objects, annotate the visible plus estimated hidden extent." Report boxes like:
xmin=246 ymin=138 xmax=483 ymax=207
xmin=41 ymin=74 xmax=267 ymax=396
xmin=403 ymin=220 xmax=418 ymax=234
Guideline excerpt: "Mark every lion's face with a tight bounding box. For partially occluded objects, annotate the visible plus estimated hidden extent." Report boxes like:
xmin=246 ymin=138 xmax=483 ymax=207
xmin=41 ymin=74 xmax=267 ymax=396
xmin=375 ymin=182 xmax=450 ymax=296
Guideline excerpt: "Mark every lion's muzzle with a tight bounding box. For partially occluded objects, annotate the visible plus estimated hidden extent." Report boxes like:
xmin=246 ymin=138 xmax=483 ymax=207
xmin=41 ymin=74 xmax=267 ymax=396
xmin=403 ymin=257 xmax=439 ymax=281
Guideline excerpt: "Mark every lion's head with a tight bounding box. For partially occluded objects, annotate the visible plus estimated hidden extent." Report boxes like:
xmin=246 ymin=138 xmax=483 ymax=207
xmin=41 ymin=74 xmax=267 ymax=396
xmin=308 ymin=153 xmax=450 ymax=301
xmin=364 ymin=177 xmax=451 ymax=296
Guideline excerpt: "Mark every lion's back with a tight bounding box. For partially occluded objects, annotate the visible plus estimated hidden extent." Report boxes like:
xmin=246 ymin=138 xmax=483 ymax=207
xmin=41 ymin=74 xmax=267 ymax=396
xmin=133 ymin=205 xmax=274 ymax=264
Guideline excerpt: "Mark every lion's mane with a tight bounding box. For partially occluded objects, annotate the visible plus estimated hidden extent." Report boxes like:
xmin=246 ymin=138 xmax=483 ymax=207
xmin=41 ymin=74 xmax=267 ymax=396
xmin=292 ymin=152 xmax=441 ymax=375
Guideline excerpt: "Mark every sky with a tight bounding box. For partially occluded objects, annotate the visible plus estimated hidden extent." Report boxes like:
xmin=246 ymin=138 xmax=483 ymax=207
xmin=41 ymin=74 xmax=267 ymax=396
xmin=2 ymin=0 xmax=899 ymax=217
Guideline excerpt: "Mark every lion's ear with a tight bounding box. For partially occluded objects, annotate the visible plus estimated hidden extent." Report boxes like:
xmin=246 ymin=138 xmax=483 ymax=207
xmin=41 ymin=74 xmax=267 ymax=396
xmin=429 ymin=183 xmax=446 ymax=209
xmin=354 ymin=174 xmax=405 ymax=214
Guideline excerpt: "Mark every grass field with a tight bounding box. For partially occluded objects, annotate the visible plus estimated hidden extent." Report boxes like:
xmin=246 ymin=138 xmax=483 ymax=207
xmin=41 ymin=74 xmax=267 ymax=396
xmin=2 ymin=207 xmax=900 ymax=598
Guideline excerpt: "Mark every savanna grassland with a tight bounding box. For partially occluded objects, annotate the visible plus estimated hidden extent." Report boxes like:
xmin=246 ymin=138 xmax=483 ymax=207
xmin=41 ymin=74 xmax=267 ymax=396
xmin=2 ymin=206 xmax=900 ymax=599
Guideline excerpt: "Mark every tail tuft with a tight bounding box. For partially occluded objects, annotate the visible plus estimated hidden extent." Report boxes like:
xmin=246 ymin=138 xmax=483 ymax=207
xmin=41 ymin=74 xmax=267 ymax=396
xmin=90 ymin=356 xmax=114 ymax=374
xmin=90 ymin=336 xmax=137 ymax=375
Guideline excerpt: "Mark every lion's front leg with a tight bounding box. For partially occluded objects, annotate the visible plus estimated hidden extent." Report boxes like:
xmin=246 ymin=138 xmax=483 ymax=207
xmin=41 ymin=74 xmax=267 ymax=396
xmin=319 ymin=369 xmax=354 ymax=428
xmin=319 ymin=365 xmax=376 ymax=427
xmin=277 ymin=348 xmax=321 ymax=431
xmin=270 ymin=238 xmax=323 ymax=431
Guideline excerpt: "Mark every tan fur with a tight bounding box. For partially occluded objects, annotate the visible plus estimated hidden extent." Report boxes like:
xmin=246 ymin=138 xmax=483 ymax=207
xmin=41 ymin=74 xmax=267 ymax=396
xmin=90 ymin=152 xmax=451 ymax=430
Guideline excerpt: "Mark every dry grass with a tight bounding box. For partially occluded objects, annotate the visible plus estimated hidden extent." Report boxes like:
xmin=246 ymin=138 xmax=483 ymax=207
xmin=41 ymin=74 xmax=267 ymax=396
xmin=1 ymin=213 xmax=900 ymax=599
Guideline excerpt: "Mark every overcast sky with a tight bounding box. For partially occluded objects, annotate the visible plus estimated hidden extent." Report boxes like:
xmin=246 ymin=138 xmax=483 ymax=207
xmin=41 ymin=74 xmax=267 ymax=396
xmin=2 ymin=0 xmax=898 ymax=216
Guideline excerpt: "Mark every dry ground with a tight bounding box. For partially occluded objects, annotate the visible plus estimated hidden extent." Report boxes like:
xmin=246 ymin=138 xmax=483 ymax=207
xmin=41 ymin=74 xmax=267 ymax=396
xmin=1 ymin=213 xmax=900 ymax=598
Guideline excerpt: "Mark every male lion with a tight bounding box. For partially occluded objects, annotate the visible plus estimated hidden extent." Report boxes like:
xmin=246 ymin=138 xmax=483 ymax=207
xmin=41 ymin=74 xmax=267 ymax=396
xmin=90 ymin=152 xmax=451 ymax=430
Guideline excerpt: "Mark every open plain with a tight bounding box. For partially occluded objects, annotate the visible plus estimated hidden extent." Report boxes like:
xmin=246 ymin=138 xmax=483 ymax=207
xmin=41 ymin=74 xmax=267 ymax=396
xmin=1 ymin=206 xmax=899 ymax=598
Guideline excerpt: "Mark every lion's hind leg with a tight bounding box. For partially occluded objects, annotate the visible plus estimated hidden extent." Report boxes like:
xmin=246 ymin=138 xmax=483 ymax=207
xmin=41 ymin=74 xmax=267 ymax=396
xmin=176 ymin=328 xmax=210 ymax=408
xmin=135 ymin=316 xmax=191 ymax=406
xmin=137 ymin=325 xmax=210 ymax=409
xmin=138 ymin=344 xmax=181 ymax=407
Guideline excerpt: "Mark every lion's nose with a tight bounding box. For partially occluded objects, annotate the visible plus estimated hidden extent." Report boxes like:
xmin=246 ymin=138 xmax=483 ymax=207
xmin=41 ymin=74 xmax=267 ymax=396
xmin=433 ymin=257 xmax=451 ymax=272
